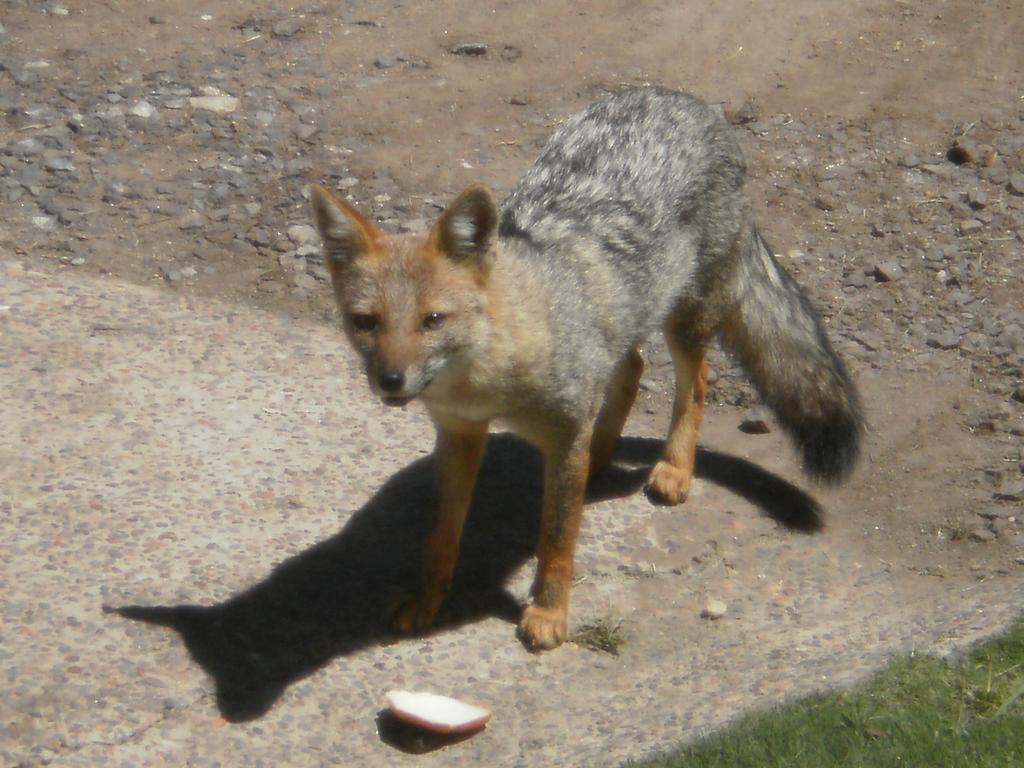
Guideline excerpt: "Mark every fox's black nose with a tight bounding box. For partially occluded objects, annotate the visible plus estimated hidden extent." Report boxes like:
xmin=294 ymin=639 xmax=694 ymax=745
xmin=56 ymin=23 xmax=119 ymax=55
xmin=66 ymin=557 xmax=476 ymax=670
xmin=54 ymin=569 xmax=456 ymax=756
xmin=378 ymin=369 xmax=405 ymax=393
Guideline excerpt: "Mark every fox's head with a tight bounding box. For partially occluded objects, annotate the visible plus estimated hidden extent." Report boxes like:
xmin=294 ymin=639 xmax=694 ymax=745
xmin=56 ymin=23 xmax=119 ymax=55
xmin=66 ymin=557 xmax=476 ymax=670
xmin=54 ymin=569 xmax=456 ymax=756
xmin=310 ymin=184 xmax=497 ymax=406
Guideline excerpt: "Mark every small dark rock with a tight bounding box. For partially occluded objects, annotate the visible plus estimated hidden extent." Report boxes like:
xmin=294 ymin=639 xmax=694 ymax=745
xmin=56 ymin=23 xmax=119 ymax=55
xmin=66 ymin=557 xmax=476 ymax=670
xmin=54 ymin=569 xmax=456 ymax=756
xmin=450 ymin=42 xmax=488 ymax=56
xmin=872 ymin=262 xmax=904 ymax=282
xmin=739 ymin=409 xmax=771 ymax=434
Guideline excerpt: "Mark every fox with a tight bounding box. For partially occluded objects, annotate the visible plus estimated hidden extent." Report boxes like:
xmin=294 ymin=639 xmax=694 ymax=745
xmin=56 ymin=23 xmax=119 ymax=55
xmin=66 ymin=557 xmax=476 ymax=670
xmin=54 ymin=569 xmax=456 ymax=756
xmin=310 ymin=86 xmax=863 ymax=651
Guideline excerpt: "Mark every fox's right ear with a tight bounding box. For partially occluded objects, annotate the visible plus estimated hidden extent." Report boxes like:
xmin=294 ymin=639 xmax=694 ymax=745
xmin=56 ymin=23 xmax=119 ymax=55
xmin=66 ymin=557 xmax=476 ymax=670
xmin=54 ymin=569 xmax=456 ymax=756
xmin=310 ymin=184 xmax=378 ymax=265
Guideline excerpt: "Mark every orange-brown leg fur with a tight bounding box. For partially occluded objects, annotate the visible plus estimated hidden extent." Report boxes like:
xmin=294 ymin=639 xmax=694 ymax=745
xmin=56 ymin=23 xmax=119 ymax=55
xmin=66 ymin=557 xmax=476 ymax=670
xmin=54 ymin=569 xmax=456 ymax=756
xmin=519 ymin=426 xmax=592 ymax=651
xmin=646 ymin=337 xmax=708 ymax=505
xmin=392 ymin=421 xmax=488 ymax=634
xmin=589 ymin=348 xmax=644 ymax=478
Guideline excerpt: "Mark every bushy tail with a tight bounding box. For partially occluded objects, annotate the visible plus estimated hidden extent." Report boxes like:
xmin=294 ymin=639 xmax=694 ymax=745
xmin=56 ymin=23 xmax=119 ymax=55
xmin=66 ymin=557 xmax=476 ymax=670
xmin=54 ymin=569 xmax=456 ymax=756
xmin=719 ymin=228 xmax=864 ymax=483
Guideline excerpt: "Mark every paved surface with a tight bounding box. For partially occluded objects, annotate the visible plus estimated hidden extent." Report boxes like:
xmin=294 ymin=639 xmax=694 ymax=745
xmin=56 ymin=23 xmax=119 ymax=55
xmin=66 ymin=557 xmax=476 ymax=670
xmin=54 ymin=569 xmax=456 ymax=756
xmin=2 ymin=257 xmax=1022 ymax=767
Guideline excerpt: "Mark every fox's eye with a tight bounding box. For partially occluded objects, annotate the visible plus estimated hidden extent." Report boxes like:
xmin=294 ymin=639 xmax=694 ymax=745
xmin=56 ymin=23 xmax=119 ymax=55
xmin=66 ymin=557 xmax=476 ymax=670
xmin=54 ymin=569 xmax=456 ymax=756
xmin=422 ymin=312 xmax=447 ymax=331
xmin=350 ymin=313 xmax=379 ymax=333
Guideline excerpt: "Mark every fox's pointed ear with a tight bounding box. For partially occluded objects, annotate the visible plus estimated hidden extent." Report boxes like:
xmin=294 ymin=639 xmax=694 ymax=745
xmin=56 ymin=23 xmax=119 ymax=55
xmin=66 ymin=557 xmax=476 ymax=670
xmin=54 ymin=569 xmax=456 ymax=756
xmin=432 ymin=185 xmax=498 ymax=266
xmin=310 ymin=184 xmax=378 ymax=264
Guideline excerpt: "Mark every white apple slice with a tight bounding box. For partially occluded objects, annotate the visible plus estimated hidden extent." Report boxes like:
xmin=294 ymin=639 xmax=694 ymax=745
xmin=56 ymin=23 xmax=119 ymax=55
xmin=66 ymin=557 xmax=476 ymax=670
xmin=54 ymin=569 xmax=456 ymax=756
xmin=385 ymin=690 xmax=492 ymax=734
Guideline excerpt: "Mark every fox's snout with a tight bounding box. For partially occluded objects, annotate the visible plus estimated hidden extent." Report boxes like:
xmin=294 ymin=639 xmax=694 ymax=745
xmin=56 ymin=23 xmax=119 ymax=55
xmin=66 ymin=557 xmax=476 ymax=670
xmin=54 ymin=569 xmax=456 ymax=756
xmin=377 ymin=368 xmax=405 ymax=393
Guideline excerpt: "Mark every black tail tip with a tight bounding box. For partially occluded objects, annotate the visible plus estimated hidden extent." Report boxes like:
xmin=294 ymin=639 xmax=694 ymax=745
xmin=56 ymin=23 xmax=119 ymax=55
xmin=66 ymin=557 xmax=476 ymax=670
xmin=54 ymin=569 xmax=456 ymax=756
xmin=797 ymin=408 xmax=865 ymax=485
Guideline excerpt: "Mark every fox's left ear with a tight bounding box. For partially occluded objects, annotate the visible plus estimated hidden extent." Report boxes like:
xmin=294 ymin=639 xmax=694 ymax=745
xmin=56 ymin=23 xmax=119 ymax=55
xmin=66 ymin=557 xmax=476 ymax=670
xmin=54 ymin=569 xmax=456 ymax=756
xmin=432 ymin=185 xmax=498 ymax=266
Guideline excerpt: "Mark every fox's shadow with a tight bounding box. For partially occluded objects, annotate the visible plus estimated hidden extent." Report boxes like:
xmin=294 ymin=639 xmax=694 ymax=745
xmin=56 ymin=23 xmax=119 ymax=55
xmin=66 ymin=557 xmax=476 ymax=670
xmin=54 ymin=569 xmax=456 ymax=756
xmin=111 ymin=434 xmax=822 ymax=721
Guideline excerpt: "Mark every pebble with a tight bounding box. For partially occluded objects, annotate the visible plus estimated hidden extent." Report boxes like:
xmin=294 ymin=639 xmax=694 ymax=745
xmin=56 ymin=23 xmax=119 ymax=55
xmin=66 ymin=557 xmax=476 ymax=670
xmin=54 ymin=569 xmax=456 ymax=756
xmin=178 ymin=212 xmax=207 ymax=230
xmin=129 ymin=100 xmax=155 ymax=119
xmin=272 ymin=18 xmax=303 ymax=38
xmin=701 ymin=599 xmax=728 ymax=620
xmin=738 ymin=409 xmax=771 ymax=434
xmin=189 ymin=95 xmax=239 ymax=114
xmin=287 ymin=224 xmax=319 ymax=246
xmin=1009 ymin=172 xmax=1024 ymax=196
xmin=872 ymin=261 xmax=904 ymax=282
xmin=994 ymin=480 xmax=1024 ymax=502
xmin=926 ymin=332 xmax=960 ymax=350
xmin=969 ymin=528 xmax=996 ymax=543
xmin=450 ymin=42 xmax=488 ymax=56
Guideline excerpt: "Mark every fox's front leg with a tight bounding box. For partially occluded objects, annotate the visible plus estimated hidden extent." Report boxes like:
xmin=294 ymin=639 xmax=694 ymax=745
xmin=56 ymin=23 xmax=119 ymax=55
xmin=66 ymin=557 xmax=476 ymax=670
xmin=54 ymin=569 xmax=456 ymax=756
xmin=392 ymin=420 xmax=488 ymax=634
xmin=519 ymin=425 xmax=592 ymax=651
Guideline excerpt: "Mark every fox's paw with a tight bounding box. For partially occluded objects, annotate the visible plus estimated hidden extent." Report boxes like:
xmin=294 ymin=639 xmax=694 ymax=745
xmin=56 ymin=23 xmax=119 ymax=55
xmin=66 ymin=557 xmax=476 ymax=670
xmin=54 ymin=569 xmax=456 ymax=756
xmin=645 ymin=460 xmax=692 ymax=506
xmin=390 ymin=592 xmax=442 ymax=635
xmin=517 ymin=604 xmax=568 ymax=651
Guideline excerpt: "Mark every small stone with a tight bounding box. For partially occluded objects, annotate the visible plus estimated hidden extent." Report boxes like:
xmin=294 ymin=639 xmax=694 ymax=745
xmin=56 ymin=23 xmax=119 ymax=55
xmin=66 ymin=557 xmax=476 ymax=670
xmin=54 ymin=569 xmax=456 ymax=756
xmin=926 ymin=332 xmax=960 ymax=350
xmin=739 ymin=409 xmax=771 ymax=434
xmin=295 ymin=124 xmax=319 ymax=142
xmin=872 ymin=261 xmax=904 ymax=282
xmin=287 ymin=223 xmax=319 ymax=246
xmin=189 ymin=95 xmax=239 ymax=114
xmin=969 ymin=528 xmax=996 ymax=543
xmin=129 ymin=100 xmax=155 ymax=119
xmin=292 ymin=272 xmax=318 ymax=291
xmin=178 ymin=211 xmax=207 ymax=230
xmin=899 ymin=153 xmax=920 ymax=169
xmin=966 ymin=189 xmax=989 ymax=210
xmin=272 ymin=18 xmax=303 ymax=38
xmin=158 ymin=265 xmax=182 ymax=283
xmin=958 ymin=219 xmax=984 ymax=235
xmin=994 ymin=480 xmax=1024 ymax=502
xmin=977 ymin=507 xmax=1012 ymax=520
xmin=509 ymin=95 xmax=529 ymax=106
xmin=1012 ymin=385 xmax=1024 ymax=404
xmin=149 ymin=15 xmax=166 ymax=24
xmin=701 ymin=599 xmax=728 ymax=620
xmin=1009 ymin=173 xmax=1024 ymax=196
xmin=450 ymin=42 xmax=488 ymax=56
xmin=814 ymin=195 xmax=836 ymax=212
xmin=845 ymin=270 xmax=870 ymax=289
xmin=44 ymin=156 xmax=75 ymax=172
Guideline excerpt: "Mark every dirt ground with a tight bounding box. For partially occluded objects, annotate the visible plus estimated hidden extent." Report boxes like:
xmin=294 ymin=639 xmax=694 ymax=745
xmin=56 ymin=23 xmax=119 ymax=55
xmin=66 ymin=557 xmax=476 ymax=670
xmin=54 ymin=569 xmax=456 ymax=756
xmin=1 ymin=0 xmax=1023 ymax=764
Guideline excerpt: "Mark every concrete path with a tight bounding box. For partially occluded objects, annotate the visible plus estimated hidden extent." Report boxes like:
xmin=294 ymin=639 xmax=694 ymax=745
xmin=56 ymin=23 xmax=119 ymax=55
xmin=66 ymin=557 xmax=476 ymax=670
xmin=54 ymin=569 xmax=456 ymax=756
xmin=2 ymin=258 xmax=1021 ymax=767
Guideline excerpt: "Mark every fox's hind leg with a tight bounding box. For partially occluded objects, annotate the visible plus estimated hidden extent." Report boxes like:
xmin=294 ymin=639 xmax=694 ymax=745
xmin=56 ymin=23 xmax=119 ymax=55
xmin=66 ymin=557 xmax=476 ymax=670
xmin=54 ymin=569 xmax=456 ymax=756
xmin=588 ymin=348 xmax=644 ymax=478
xmin=646 ymin=331 xmax=708 ymax=505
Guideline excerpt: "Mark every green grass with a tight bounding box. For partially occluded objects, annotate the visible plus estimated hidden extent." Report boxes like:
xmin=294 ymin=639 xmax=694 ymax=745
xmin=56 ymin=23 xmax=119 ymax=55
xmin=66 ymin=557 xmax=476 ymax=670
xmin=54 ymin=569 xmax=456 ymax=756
xmin=630 ymin=619 xmax=1024 ymax=768
xmin=572 ymin=616 xmax=627 ymax=656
